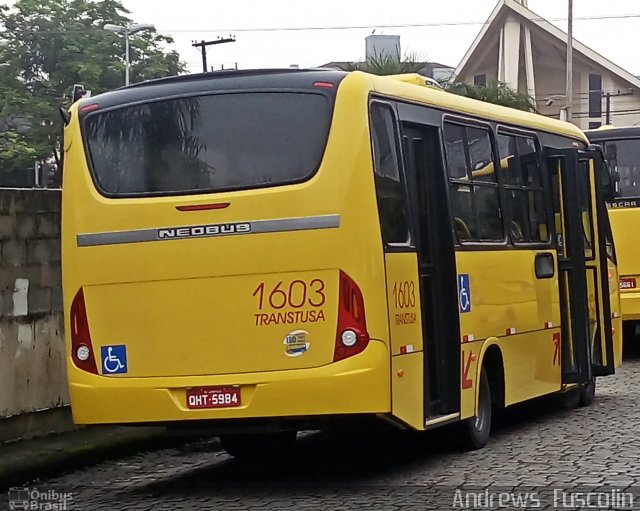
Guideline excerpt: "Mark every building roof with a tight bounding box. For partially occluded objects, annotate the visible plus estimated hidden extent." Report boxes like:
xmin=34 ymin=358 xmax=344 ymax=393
xmin=455 ymin=0 xmax=640 ymax=90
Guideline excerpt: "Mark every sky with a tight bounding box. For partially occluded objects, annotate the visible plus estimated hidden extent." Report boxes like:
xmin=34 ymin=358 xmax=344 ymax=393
xmin=117 ymin=0 xmax=640 ymax=75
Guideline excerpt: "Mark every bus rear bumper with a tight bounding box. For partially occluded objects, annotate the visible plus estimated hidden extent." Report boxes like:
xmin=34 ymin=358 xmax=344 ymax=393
xmin=621 ymin=291 xmax=640 ymax=322
xmin=68 ymin=340 xmax=389 ymax=425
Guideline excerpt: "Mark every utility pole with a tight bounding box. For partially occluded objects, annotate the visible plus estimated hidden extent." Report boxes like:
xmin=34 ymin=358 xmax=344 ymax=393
xmin=604 ymin=89 xmax=634 ymax=125
xmin=565 ymin=0 xmax=573 ymax=122
xmin=192 ymin=36 xmax=236 ymax=73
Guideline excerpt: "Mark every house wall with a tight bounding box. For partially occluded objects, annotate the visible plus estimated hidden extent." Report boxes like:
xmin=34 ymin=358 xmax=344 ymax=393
xmin=0 ymin=189 xmax=67 ymax=423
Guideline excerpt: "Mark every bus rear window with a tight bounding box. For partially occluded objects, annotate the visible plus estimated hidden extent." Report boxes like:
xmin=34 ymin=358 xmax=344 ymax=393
xmin=83 ymin=92 xmax=332 ymax=196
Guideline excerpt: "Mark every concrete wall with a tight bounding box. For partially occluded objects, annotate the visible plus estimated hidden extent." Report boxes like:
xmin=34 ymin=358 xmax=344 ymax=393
xmin=0 ymin=189 xmax=67 ymax=421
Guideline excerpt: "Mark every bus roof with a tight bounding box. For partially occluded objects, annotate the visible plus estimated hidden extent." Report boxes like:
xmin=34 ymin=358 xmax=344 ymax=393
xmin=585 ymin=125 xmax=640 ymax=141
xmin=364 ymin=72 xmax=588 ymax=144
xmin=75 ymin=68 xmax=587 ymax=145
xmin=76 ymin=68 xmax=348 ymax=112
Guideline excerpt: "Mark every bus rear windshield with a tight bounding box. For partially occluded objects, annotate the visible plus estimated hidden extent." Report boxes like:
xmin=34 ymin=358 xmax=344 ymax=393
xmin=83 ymin=92 xmax=332 ymax=196
xmin=601 ymin=139 xmax=640 ymax=199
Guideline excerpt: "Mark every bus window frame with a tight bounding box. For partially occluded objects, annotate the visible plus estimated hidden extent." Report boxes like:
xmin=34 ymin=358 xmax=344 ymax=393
xmin=442 ymin=114 xmax=508 ymax=249
xmin=597 ymin=136 xmax=640 ymax=202
xmin=79 ymin=88 xmax=337 ymax=199
xmin=495 ymin=125 xmax=555 ymax=249
xmin=369 ymin=98 xmax=416 ymax=253
xmin=576 ymin=157 xmax=598 ymax=263
xmin=394 ymin=99 xmax=459 ymax=253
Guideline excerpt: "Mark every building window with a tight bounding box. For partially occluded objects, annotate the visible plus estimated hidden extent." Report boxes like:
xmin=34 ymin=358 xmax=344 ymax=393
xmin=474 ymin=74 xmax=487 ymax=87
xmin=589 ymin=74 xmax=602 ymax=118
xmin=444 ymin=122 xmax=504 ymax=242
xmin=589 ymin=121 xmax=602 ymax=130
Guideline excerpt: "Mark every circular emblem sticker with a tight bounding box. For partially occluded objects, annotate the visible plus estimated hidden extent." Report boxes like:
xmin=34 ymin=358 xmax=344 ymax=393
xmin=283 ymin=330 xmax=310 ymax=357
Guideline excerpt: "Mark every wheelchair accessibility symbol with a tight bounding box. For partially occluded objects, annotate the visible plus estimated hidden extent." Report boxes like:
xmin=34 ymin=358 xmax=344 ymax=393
xmin=458 ymin=274 xmax=471 ymax=313
xmin=101 ymin=345 xmax=128 ymax=374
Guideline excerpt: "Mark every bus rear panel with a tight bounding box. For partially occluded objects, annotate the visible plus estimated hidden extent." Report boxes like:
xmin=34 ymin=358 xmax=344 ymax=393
xmin=63 ymin=70 xmax=391 ymax=426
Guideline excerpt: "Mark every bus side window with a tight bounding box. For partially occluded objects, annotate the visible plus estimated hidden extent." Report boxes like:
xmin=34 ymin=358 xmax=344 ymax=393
xmin=497 ymin=132 xmax=549 ymax=244
xmin=443 ymin=122 xmax=503 ymax=242
xmin=370 ymin=103 xmax=411 ymax=245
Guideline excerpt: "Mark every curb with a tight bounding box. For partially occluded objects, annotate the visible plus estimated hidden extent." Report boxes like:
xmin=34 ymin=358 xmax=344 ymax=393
xmin=0 ymin=426 xmax=184 ymax=490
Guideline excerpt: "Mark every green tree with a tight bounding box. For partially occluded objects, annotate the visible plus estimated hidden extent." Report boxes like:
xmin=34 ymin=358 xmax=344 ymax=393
xmin=338 ymin=52 xmax=428 ymax=76
xmin=0 ymin=0 xmax=185 ymax=183
xmin=340 ymin=54 xmax=536 ymax=113
xmin=443 ymin=80 xmax=537 ymax=113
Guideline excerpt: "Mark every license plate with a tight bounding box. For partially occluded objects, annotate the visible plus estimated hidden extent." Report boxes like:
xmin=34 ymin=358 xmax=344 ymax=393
xmin=186 ymin=386 xmax=241 ymax=409
xmin=620 ymin=277 xmax=637 ymax=290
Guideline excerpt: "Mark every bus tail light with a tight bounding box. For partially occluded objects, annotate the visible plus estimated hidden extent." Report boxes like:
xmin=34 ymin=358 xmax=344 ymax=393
xmin=70 ymin=288 xmax=98 ymax=374
xmin=334 ymin=271 xmax=369 ymax=362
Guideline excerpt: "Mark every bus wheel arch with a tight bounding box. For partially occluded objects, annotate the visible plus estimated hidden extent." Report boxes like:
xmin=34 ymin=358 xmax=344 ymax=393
xmin=481 ymin=343 xmax=506 ymax=410
xmin=456 ymin=341 xmax=502 ymax=451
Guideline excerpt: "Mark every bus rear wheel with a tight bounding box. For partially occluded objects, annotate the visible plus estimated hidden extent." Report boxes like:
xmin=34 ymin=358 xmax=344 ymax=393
xmin=220 ymin=430 xmax=297 ymax=461
xmin=458 ymin=367 xmax=491 ymax=451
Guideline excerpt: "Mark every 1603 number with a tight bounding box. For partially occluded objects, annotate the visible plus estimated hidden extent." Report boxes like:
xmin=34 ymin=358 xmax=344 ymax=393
xmin=392 ymin=281 xmax=416 ymax=309
xmin=253 ymin=280 xmax=326 ymax=310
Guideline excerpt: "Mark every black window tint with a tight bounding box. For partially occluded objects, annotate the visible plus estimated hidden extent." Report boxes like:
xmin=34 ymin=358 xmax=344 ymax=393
xmin=518 ymin=138 xmax=542 ymax=187
xmin=371 ymin=104 xmax=410 ymax=244
xmin=451 ymin=184 xmax=475 ymax=241
xmin=528 ymin=191 xmax=549 ymax=242
xmin=497 ymin=134 xmax=521 ymax=186
xmin=84 ymin=92 xmax=331 ymax=196
xmin=602 ymin=139 xmax=640 ymax=198
xmin=507 ymin=189 xmax=528 ymax=242
xmin=467 ymin=127 xmax=495 ymax=181
xmin=444 ymin=122 xmax=503 ymax=242
xmin=498 ymin=132 xmax=549 ymax=243
xmin=578 ymin=161 xmax=595 ymax=259
xmin=475 ymin=185 xmax=503 ymax=239
xmin=443 ymin=123 xmax=468 ymax=179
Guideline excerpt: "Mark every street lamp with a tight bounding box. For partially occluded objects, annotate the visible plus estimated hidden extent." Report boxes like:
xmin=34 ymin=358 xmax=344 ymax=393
xmin=544 ymin=95 xmax=569 ymax=122
xmin=104 ymin=22 xmax=155 ymax=86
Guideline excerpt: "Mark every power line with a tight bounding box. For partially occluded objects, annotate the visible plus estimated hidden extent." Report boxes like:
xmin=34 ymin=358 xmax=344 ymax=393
xmin=1 ymin=13 xmax=640 ymax=36
xmin=157 ymin=13 xmax=640 ymax=32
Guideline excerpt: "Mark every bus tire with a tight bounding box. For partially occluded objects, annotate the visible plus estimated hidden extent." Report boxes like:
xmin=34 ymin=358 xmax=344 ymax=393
xmin=558 ymin=387 xmax=580 ymax=409
xmin=458 ymin=367 xmax=491 ymax=451
xmin=579 ymin=378 xmax=596 ymax=407
xmin=220 ymin=431 xmax=297 ymax=461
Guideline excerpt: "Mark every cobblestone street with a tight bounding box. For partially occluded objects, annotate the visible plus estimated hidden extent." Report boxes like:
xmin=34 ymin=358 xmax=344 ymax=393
xmin=4 ymin=355 xmax=640 ymax=510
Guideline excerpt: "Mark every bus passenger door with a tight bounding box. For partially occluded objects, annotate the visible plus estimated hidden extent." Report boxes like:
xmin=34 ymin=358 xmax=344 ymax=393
xmin=579 ymin=151 xmax=615 ymax=376
xmin=401 ymin=122 xmax=461 ymax=422
xmin=547 ymin=150 xmax=614 ymax=385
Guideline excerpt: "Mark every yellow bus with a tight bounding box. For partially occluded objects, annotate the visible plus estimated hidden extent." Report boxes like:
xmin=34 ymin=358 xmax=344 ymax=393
xmin=62 ymin=69 xmax=618 ymax=457
xmin=586 ymin=126 xmax=640 ymax=343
